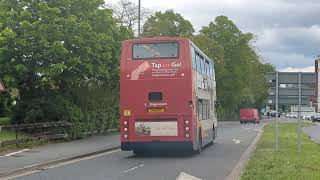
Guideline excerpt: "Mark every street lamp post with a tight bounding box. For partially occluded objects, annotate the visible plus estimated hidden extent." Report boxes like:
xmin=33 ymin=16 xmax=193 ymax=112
xmin=138 ymin=0 xmax=141 ymax=36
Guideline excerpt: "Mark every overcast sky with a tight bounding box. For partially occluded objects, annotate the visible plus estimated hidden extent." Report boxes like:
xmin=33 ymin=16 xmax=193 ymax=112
xmin=108 ymin=0 xmax=320 ymax=72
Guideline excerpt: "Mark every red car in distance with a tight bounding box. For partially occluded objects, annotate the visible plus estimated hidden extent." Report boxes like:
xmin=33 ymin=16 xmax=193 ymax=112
xmin=240 ymin=108 xmax=259 ymax=124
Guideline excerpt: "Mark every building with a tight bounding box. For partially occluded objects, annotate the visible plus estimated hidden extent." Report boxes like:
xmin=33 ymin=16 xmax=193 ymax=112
xmin=265 ymin=72 xmax=316 ymax=112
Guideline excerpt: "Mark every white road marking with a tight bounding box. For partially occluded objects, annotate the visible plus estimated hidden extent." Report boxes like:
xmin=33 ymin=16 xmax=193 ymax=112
xmin=123 ymin=164 xmax=144 ymax=173
xmin=232 ymin=139 xmax=241 ymax=144
xmin=4 ymin=149 xmax=121 ymax=180
xmin=176 ymin=172 xmax=202 ymax=180
xmin=23 ymin=163 xmax=42 ymax=169
xmin=47 ymin=149 xmax=121 ymax=169
xmin=4 ymin=149 xmax=29 ymax=157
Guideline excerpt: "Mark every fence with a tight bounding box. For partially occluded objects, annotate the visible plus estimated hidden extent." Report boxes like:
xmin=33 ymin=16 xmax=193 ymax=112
xmin=0 ymin=122 xmax=118 ymax=148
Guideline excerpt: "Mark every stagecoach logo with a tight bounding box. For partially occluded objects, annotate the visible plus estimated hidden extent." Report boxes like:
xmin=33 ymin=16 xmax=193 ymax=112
xmin=149 ymin=102 xmax=168 ymax=107
xmin=151 ymin=62 xmax=182 ymax=69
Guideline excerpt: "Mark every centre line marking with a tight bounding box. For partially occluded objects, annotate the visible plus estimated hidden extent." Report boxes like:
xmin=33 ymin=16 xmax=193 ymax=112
xmin=123 ymin=164 xmax=144 ymax=173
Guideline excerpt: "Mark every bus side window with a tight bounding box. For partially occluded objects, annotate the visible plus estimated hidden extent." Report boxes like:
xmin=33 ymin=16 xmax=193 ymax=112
xmin=209 ymin=62 xmax=213 ymax=78
xmin=204 ymin=60 xmax=207 ymax=76
xmin=205 ymin=60 xmax=210 ymax=77
xmin=191 ymin=47 xmax=197 ymax=70
xmin=205 ymin=100 xmax=209 ymax=119
xmin=196 ymin=53 xmax=201 ymax=72
xmin=200 ymin=56 xmax=205 ymax=75
xmin=202 ymin=100 xmax=207 ymax=119
xmin=212 ymin=62 xmax=215 ymax=79
xmin=198 ymin=99 xmax=203 ymax=120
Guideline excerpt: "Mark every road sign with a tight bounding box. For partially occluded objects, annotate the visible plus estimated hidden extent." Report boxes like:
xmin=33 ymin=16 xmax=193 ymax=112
xmin=266 ymin=72 xmax=315 ymax=106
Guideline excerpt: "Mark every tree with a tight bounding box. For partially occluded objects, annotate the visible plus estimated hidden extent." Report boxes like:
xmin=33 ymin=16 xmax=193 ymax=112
xmin=0 ymin=0 xmax=131 ymax=126
xmin=142 ymin=10 xmax=194 ymax=37
xmin=105 ymin=0 xmax=151 ymax=32
xmin=200 ymin=16 xmax=271 ymax=120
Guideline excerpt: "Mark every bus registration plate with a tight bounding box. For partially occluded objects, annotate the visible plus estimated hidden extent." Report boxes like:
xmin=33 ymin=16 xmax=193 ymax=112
xmin=148 ymin=108 xmax=165 ymax=113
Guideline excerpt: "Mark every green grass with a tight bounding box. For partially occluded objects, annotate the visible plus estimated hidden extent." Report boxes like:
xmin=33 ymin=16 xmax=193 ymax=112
xmin=0 ymin=131 xmax=37 ymax=153
xmin=0 ymin=117 xmax=11 ymax=126
xmin=241 ymin=123 xmax=320 ymax=180
xmin=0 ymin=131 xmax=18 ymax=141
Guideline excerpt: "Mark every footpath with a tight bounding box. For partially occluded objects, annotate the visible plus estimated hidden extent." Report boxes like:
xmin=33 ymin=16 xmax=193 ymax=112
xmin=303 ymin=123 xmax=320 ymax=144
xmin=0 ymin=133 xmax=120 ymax=178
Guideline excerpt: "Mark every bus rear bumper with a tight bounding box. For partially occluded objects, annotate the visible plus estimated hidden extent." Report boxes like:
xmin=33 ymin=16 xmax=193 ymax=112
xmin=121 ymin=141 xmax=193 ymax=151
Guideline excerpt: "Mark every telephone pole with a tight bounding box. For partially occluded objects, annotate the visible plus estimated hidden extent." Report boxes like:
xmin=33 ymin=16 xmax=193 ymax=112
xmin=138 ymin=0 xmax=141 ymax=36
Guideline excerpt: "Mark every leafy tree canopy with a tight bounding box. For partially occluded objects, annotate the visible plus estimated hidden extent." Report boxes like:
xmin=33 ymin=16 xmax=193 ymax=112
xmin=142 ymin=10 xmax=194 ymax=37
xmin=0 ymin=0 xmax=132 ymax=125
xmin=198 ymin=16 xmax=273 ymax=119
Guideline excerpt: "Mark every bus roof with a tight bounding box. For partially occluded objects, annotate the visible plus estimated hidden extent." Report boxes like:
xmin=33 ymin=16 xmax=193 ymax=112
xmin=123 ymin=37 xmax=189 ymax=44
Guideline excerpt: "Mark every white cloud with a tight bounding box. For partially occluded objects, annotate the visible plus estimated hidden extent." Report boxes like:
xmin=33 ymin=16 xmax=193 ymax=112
xmin=260 ymin=51 xmax=314 ymax=69
xmin=107 ymin=0 xmax=320 ymax=70
xmin=280 ymin=66 xmax=314 ymax=72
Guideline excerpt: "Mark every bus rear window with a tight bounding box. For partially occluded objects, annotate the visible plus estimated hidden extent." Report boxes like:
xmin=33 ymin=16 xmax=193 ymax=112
xmin=133 ymin=42 xmax=178 ymax=59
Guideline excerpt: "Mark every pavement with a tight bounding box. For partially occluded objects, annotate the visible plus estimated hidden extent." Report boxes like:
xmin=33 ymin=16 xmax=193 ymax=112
xmin=1 ymin=121 xmax=265 ymax=180
xmin=0 ymin=133 xmax=120 ymax=177
xmin=303 ymin=122 xmax=320 ymax=144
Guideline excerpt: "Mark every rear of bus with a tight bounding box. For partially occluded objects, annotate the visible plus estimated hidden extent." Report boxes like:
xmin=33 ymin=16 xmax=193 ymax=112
xmin=120 ymin=37 xmax=195 ymax=152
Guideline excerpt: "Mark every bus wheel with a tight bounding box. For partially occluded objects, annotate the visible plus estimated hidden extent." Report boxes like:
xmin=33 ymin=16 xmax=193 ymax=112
xmin=195 ymin=133 xmax=202 ymax=154
xmin=209 ymin=127 xmax=216 ymax=145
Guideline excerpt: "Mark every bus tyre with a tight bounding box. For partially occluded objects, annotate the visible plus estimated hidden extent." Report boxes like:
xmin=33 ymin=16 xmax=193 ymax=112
xmin=209 ymin=127 xmax=215 ymax=145
xmin=195 ymin=133 xmax=202 ymax=154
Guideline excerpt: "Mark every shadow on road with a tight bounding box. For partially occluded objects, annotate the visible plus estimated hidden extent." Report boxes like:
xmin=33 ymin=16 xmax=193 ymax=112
xmin=127 ymin=143 xmax=216 ymax=158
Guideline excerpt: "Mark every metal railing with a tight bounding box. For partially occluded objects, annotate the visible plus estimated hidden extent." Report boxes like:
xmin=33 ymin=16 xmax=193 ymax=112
xmin=0 ymin=122 xmax=71 ymax=148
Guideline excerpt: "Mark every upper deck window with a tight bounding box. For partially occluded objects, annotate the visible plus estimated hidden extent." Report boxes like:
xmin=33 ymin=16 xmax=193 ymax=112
xmin=133 ymin=42 xmax=179 ymax=59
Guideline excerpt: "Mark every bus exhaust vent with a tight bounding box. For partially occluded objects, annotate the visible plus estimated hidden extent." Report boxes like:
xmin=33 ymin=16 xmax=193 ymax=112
xmin=148 ymin=92 xmax=162 ymax=101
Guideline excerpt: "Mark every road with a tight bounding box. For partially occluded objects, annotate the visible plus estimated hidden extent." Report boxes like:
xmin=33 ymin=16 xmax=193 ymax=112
xmin=303 ymin=122 xmax=320 ymax=144
xmin=12 ymin=122 xmax=262 ymax=180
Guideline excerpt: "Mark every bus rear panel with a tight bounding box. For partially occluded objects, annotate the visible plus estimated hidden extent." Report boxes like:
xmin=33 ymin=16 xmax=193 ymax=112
xmin=120 ymin=37 xmax=216 ymax=153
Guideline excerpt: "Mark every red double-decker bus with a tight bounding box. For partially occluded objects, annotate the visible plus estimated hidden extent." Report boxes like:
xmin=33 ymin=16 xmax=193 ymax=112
xmin=120 ymin=37 xmax=217 ymax=154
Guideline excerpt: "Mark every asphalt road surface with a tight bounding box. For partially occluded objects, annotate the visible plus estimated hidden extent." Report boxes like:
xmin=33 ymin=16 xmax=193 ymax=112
xmin=13 ymin=122 xmax=262 ymax=180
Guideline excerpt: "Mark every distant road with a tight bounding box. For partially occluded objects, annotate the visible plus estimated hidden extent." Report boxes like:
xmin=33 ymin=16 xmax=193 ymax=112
xmin=14 ymin=122 xmax=263 ymax=180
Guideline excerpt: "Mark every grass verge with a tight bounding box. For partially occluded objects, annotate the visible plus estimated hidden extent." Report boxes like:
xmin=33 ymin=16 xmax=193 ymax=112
xmin=0 ymin=131 xmax=44 ymax=154
xmin=0 ymin=131 xmax=18 ymax=141
xmin=0 ymin=117 xmax=11 ymax=126
xmin=241 ymin=122 xmax=320 ymax=180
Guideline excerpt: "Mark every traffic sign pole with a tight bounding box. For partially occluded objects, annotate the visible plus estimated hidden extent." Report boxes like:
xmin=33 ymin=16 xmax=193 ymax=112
xmin=298 ymin=72 xmax=302 ymax=153
xmin=275 ymin=71 xmax=279 ymax=151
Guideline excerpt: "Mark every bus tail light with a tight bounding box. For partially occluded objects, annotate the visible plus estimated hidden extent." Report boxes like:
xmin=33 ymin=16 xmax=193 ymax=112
xmin=185 ymin=133 xmax=190 ymax=138
xmin=122 ymin=118 xmax=129 ymax=139
xmin=185 ymin=127 xmax=189 ymax=131
xmin=185 ymin=120 xmax=189 ymax=125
